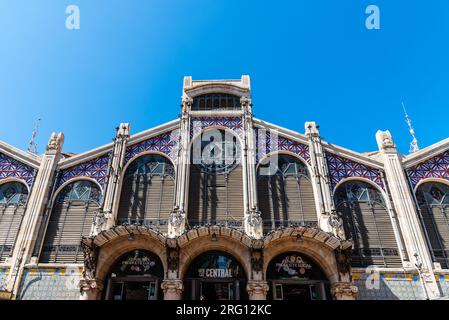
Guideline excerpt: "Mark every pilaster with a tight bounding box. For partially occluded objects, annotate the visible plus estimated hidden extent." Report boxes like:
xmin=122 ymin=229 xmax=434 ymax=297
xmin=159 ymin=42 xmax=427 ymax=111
xmin=376 ymin=130 xmax=441 ymax=299
xmin=103 ymin=123 xmax=130 ymax=232
xmin=305 ymin=122 xmax=341 ymax=236
xmin=6 ymin=132 xmax=64 ymax=298
xmin=242 ymin=96 xmax=263 ymax=238
xmin=168 ymin=96 xmax=191 ymax=237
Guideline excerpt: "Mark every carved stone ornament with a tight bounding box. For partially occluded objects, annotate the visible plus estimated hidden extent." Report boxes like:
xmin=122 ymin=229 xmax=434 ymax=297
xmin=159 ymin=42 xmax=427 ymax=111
xmin=46 ymin=132 xmax=64 ymax=151
xmin=169 ymin=208 xmax=185 ymax=228
xmin=330 ymin=282 xmax=358 ymax=300
xmin=240 ymin=96 xmax=251 ymax=107
xmin=247 ymin=210 xmax=262 ymax=227
xmin=92 ymin=210 xmax=106 ymax=235
xmin=335 ymin=246 xmax=352 ymax=277
xmin=250 ymin=248 xmax=264 ymax=273
xmin=81 ymin=240 xmax=99 ymax=280
xmin=376 ymin=130 xmax=396 ymax=150
xmin=246 ymin=281 xmax=269 ymax=296
xmin=166 ymin=245 xmax=180 ymax=273
xmin=79 ymin=278 xmax=104 ymax=293
xmin=181 ymin=95 xmax=193 ymax=111
xmin=161 ymin=279 xmax=184 ymax=295
xmin=328 ymin=212 xmax=346 ymax=239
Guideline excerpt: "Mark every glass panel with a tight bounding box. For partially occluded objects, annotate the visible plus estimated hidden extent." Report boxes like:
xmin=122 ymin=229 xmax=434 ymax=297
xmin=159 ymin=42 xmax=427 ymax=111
xmin=0 ymin=182 xmax=28 ymax=205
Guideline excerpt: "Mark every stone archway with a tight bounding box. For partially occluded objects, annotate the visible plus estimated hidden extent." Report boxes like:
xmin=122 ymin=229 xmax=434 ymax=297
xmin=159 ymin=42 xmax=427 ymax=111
xmin=79 ymin=225 xmax=167 ymax=300
xmin=263 ymin=226 xmax=357 ymax=300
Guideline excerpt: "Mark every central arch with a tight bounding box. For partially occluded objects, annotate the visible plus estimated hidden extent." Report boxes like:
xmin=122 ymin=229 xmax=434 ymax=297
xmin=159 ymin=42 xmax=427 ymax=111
xmin=182 ymin=250 xmax=248 ymax=300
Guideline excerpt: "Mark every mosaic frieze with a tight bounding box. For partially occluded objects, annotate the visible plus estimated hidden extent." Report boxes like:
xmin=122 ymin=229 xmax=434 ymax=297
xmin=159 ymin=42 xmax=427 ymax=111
xmin=326 ymin=152 xmax=384 ymax=190
xmin=406 ymin=150 xmax=449 ymax=189
xmin=125 ymin=130 xmax=179 ymax=165
xmin=56 ymin=152 xmax=111 ymax=190
xmin=190 ymin=117 xmax=243 ymax=139
xmin=0 ymin=153 xmax=37 ymax=187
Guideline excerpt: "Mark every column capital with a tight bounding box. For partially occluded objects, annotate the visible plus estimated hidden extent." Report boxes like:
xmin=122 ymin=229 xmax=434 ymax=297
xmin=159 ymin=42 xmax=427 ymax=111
xmin=79 ymin=278 xmax=104 ymax=292
xmin=246 ymin=280 xmax=269 ymax=300
xmin=116 ymin=123 xmax=130 ymax=140
xmin=161 ymin=279 xmax=184 ymax=297
xmin=330 ymin=282 xmax=358 ymax=300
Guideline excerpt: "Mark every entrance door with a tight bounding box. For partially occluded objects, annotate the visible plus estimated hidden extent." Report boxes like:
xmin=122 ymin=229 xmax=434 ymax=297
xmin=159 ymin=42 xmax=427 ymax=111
xmin=108 ymin=279 xmax=159 ymax=300
xmin=200 ymin=281 xmax=237 ymax=300
xmin=272 ymin=282 xmax=325 ymax=300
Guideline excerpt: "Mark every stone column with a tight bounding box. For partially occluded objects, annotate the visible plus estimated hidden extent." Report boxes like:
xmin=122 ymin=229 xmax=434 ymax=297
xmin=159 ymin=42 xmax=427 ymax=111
xmin=305 ymin=122 xmax=341 ymax=235
xmin=247 ymin=280 xmax=269 ymax=300
xmin=330 ymin=282 xmax=358 ymax=300
xmin=162 ymin=279 xmax=183 ymax=300
xmin=241 ymin=96 xmax=263 ymax=238
xmin=6 ymin=132 xmax=64 ymax=298
xmin=79 ymin=279 xmax=103 ymax=300
xmin=103 ymin=123 xmax=130 ymax=231
xmin=168 ymin=96 xmax=191 ymax=238
xmin=376 ymin=130 xmax=441 ymax=299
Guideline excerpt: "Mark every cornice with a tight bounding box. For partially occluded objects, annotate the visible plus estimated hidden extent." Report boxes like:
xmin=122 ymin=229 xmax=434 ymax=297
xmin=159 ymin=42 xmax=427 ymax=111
xmin=403 ymin=137 xmax=449 ymax=168
xmin=0 ymin=140 xmax=41 ymax=169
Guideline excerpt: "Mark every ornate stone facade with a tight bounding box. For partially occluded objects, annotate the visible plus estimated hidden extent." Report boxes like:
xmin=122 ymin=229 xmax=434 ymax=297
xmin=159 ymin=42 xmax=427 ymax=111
xmin=0 ymin=76 xmax=448 ymax=300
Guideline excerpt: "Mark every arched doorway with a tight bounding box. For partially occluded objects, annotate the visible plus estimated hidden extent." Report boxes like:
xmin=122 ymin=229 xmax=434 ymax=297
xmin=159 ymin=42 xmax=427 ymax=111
xmin=266 ymin=252 xmax=330 ymax=300
xmin=183 ymin=250 xmax=248 ymax=300
xmin=103 ymin=249 xmax=164 ymax=300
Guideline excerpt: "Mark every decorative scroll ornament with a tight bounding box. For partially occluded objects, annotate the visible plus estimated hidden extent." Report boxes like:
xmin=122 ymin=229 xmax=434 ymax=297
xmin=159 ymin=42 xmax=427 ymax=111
xmin=81 ymin=240 xmax=99 ymax=280
xmin=331 ymin=282 xmax=358 ymax=300
xmin=169 ymin=206 xmax=185 ymax=228
xmin=46 ymin=132 xmax=64 ymax=151
xmin=161 ymin=279 xmax=184 ymax=295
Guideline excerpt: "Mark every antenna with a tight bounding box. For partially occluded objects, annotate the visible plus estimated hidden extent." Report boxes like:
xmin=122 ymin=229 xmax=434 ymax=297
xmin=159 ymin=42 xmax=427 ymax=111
xmin=402 ymin=102 xmax=419 ymax=154
xmin=28 ymin=117 xmax=41 ymax=154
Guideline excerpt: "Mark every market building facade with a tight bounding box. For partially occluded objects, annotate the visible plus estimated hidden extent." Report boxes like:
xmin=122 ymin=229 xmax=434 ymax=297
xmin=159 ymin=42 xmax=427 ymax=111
xmin=0 ymin=76 xmax=448 ymax=300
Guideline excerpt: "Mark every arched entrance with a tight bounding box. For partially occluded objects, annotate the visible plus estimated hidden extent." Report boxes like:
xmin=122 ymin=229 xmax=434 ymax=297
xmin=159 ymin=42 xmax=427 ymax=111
xmin=183 ymin=250 xmax=248 ymax=300
xmin=266 ymin=252 xmax=330 ymax=300
xmin=103 ymin=249 xmax=164 ymax=300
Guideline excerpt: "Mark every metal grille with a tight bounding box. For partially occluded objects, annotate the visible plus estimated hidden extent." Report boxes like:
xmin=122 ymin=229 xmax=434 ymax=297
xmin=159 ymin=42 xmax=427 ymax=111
xmin=117 ymin=154 xmax=175 ymax=234
xmin=192 ymin=93 xmax=241 ymax=111
xmin=335 ymin=181 xmax=402 ymax=268
xmin=257 ymin=155 xmax=317 ymax=234
xmin=416 ymin=182 xmax=449 ymax=269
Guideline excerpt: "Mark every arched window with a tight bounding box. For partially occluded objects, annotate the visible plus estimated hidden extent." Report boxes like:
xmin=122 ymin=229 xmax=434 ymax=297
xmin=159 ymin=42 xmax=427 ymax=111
xmin=39 ymin=180 xmax=101 ymax=263
xmin=188 ymin=130 xmax=244 ymax=228
xmin=335 ymin=181 xmax=401 ymax=267
xmin=117 ymin=154 xmax=175 ymax=233
xmin=257 ymin=154 xmax=317 ymax=233
xmin=0 ymin=182 xmax=28 ymax=262
xmin=416 ymin=182 xmax=449 ymax=269
xmin=192 ymin=93 xmax=241 ymax=111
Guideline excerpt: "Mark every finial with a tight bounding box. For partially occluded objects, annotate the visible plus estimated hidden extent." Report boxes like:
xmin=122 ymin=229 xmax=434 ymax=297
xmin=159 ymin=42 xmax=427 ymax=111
xmin=402 ymin=102 xmax=419 ymax=153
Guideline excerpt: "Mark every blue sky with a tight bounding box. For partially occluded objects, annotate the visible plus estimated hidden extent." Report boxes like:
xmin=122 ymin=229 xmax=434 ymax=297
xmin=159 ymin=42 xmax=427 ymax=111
xmin=1 ymin=1 xmax=448 ymax=155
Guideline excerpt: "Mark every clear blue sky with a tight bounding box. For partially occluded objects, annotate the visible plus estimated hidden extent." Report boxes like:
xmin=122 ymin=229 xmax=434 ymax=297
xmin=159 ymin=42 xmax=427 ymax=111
xmin=1 ymin=1 xmax=448 ymax=155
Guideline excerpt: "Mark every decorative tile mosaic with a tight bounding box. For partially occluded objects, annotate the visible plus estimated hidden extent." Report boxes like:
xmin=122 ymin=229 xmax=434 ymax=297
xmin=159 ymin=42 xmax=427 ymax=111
xmin=406 ymin=150 xmax=449 ymax=188
xmin=125 ymin=130 xmax=179 ymax=165
xmin=56 ymin=152 xmax=111 ymax=191
xmin=326 ymin=152 xmax=384 ymax=190
xmin=255 ymin=129 xmax=310 ymax=164
xmin=437 ymin=274 xmax=449 ymax=298
xmin=0 ymin=267 xmax=9 ymax=290
xmin=353 ymin=272 xmax=425 ymax=300
xmin=0 ymin=153 xmax=37 ymax=187
xmin=18 ymin=267 xmax=82 ymax=300
xmin=190 ymin=117 xmax=243 ymax=139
